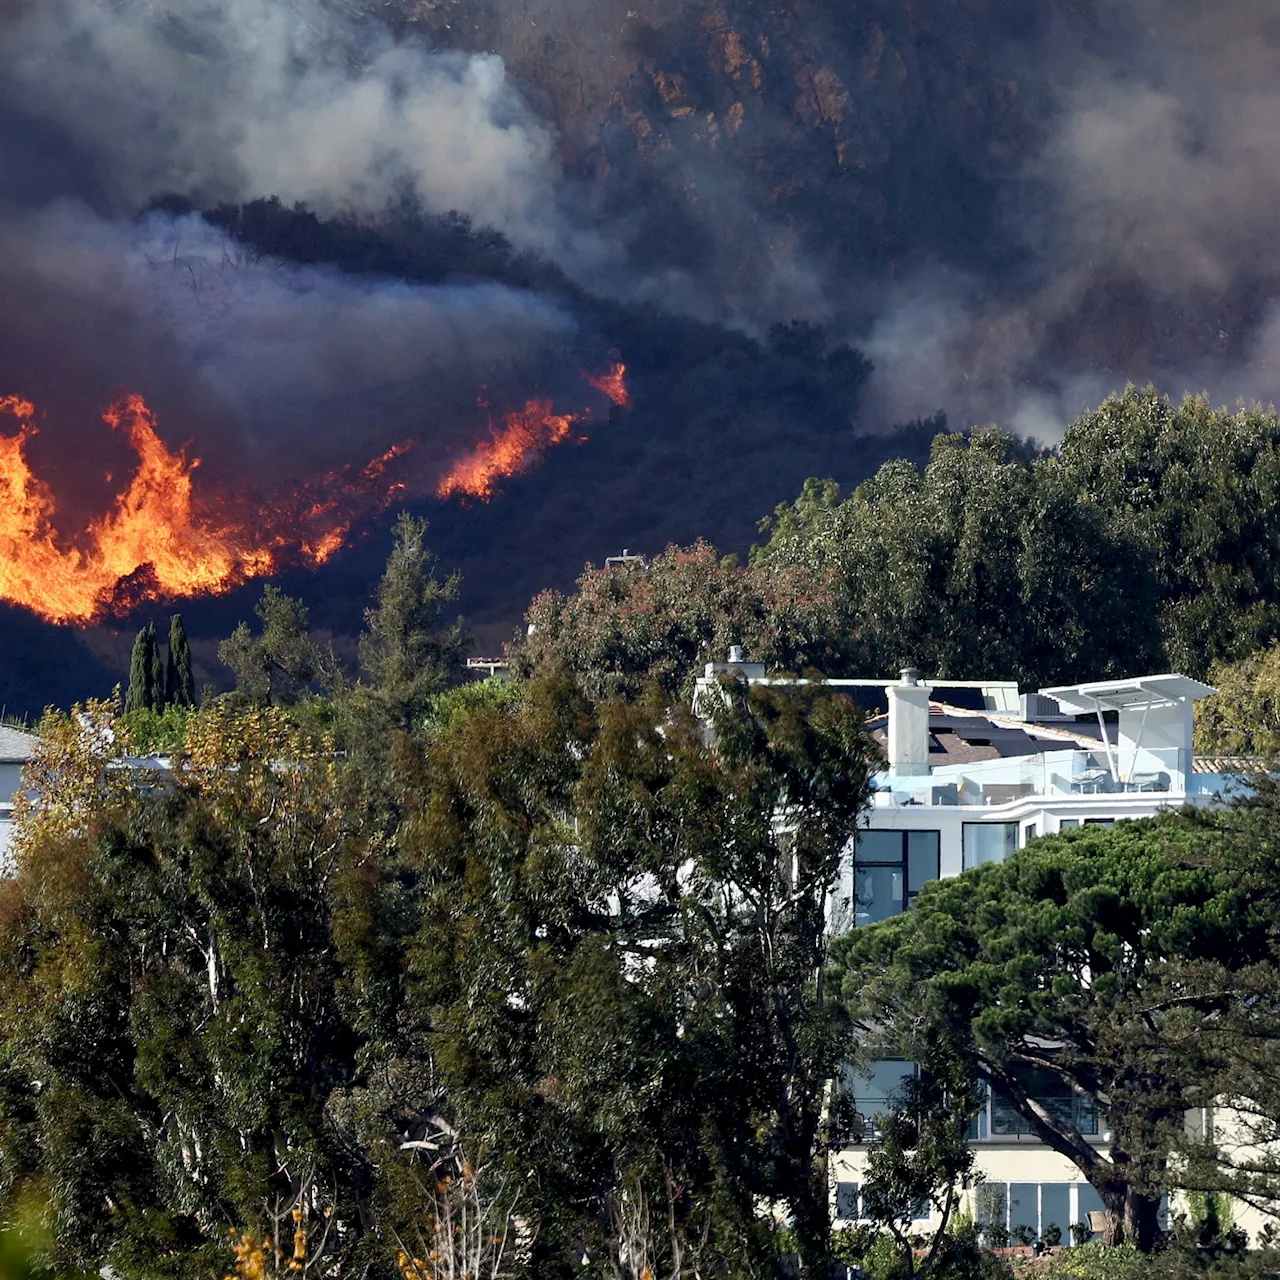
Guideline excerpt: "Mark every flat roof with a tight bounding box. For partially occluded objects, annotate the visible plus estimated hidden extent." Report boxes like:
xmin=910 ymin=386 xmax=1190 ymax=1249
xmin=1039 ymin=673 xmax=1216 ymax=714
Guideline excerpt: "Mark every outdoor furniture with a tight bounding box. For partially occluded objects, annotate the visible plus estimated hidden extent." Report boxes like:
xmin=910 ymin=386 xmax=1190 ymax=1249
xmin=1073 ymin=767 xmax=1112 ymax=794
xmin=1126 ymin=771 xmax=1170 ymax=792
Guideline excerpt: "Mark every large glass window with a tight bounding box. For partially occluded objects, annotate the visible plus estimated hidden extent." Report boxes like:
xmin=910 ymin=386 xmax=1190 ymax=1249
xmin=1041 ymin=1185 xmax=1071 ymax=1244
xmin=845 ymin=1059 xmax=915 ymax=1140
xmin=978 ymin=1183 xmax=1077 ymax=1245
xmin=834 ymin=1181 xmax=928 ymax=1223
xmin=962 ymin=822 xmax=1017 ymax=869
xmin=974 ymin=1182 xmax=1166 ymax=1247
xmin=835 ymin=1182 xmax=860 ymax=1221
xmin=978 ymin=1069 xmax=1098 ymax=1137
xmin=854 ymin=830 xmax=940 ymax=925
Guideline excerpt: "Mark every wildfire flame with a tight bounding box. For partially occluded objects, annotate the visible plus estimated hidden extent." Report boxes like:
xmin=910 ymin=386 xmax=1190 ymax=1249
xmin=0 ymin=395 xmax=410 ymax=625
xmin=0 ymin=358 xmax=628 ymax=623
xmin=582 ymin=361 xmax=631 ymax=408
xmin=436 ymin=399 xmax=576 ymax=503
xmin=437 ymin=362 xmax=629 ymax=502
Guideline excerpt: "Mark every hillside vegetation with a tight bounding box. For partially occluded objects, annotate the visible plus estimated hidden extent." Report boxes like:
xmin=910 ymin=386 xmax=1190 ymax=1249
xmin=518 ymin=386 xmax=1280 ymax=692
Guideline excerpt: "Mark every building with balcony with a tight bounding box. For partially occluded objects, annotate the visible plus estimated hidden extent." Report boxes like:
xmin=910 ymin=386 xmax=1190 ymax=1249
xmin=694 ymin=656 xmax=1232 ymax=1246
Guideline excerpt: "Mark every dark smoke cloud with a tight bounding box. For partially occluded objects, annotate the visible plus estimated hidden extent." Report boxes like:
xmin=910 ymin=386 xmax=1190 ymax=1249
xmin=4 ymin=0 xmax=1280 ymax=458
xmin=1 ymin=0 xmax=606 ymax=268
xmin=862 ymin=0 xmax=1280 ymax=438
xmin=0 ymin=0 xmax=586 ymax=507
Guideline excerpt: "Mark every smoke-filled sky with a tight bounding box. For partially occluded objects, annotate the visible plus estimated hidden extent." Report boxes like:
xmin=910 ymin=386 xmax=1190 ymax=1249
xmin=859 ymin=0 xmax=1280 ymax=436
xmin=2 ymin=0 xmax=1280 ymax=471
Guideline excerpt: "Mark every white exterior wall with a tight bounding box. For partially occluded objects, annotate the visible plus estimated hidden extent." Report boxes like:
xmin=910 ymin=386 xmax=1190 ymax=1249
xmin=835 ymin=766 xmax=1229 ymax=1241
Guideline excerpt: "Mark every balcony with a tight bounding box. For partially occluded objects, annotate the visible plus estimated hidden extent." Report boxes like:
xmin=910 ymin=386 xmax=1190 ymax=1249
xmin=872 ymin=748 xmax=1188 ymax=808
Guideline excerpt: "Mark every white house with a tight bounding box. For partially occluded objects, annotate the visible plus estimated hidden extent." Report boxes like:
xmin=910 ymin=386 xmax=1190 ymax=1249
xmin=0 ymin=724 xmax=38 ymax=875
xmin=695 ymin=656 xmax=1236 ymax=1247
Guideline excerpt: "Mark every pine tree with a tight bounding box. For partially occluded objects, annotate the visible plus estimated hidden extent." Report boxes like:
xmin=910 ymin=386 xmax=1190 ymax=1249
xmin=357 ymin=513 xmax=464 ymax=732
xmin=147 ymin=622 xmax=166 ymax=712
xmin=166 ymin=614 xmax=196 ymax=708
xmin=124 ymin=626 xmax=154 ymax=713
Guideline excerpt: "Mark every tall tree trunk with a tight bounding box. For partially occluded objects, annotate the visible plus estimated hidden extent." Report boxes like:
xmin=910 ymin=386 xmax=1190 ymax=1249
xmin=1101 ymin=1187 xmax=1125 ymax=1248
xmin=1124 ymin=1186 xmax=1162 ymax=1252
xmin=1099 ymin=1184 xmax=1162 ymax=1251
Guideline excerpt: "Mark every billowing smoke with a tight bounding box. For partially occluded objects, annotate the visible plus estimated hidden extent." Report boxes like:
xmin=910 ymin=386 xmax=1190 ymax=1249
xmin=0 ymin=0 xmax=604 ymax=268
xmin=0 ymin=0 xmax=593 ymax=514
xmin=861 ymin=0 xmax=1280 ymax=438
xmin=4 ymin=0 xmax=1280 ymax=467
xmin=0 ymin=202 xmax=576 ymax=502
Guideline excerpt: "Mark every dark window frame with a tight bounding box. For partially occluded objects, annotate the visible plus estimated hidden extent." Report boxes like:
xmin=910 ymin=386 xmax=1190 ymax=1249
xmin=854 ymin=830 xmax=940 ymax=925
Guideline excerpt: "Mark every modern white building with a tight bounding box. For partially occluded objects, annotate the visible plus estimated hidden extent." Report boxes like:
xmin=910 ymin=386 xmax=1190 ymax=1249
xmin=695 ymin=657 xmax=1235 ymax=1247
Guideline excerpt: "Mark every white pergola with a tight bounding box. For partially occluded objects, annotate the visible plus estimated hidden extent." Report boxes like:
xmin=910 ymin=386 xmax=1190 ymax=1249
xmin=1039 ymin=674 xmax=1217 ymax=783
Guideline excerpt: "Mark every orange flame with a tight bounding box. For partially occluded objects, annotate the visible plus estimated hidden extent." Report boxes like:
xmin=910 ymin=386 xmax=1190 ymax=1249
xmin=0 ymin=395 xmax=410 ymax=625
xmin=581 ymin=361 xmax=631 ymax=408
xmin=436 ymin=400 xmax=577 ymax=502
xmin=437 ymin=362 xmax=630 ymax=502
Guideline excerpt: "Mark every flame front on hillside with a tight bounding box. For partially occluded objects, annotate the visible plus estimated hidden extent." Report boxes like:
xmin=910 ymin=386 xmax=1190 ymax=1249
xmin=0 ymin=395 xmax=412 ymax=625
xmin=436 ymin=362 xmax=628 ymax=502
xmin=0 ymin=360 xmax=628 ymax=624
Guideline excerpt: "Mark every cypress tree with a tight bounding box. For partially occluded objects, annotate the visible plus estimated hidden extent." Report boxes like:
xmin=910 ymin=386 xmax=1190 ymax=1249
xmin=166 ymin=614 xmax=196 ymax=708
xmin=147 ymin=622 xmax=166 ymax=712
xmin=124 ymin=626 xmax=154 ymax=713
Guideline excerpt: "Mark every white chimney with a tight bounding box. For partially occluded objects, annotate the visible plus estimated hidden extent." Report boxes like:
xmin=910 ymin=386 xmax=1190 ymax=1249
xmin=885 ymin=667 xmax=930 ymax=776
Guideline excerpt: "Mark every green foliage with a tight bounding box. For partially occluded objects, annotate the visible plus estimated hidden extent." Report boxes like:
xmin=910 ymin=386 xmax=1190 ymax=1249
xmin=148 ymin=622 xmax=166 ymax=713
xmin=119 ymin=704 xmax=192 ymax=754
xmin=0 ymin=667 xmax=880 ymax=1277
xmin=754 ymin=425 xmax=1161 ymax=687
xmin=217 ymin=586 xmax=318 ymax=707
xmin=842 ymin=1045 xmax=984 ymax=1277
xmin=513 ymin=539 xmax=851 ymax=700
xmin=420 ymin=677 xmax=519 ymax=738
xmin=405 ymin=675 xmax=878 ymax=1274
xmin=1195 ymin=641 xmax=1280 ymax=758
xmin=755 ymin=387 xmax=1280 ymax=685
xmin=1057 ymin=387 xmax=1280 ymax=674
xmin=1048 ymin=1243 xmax=1149 ymax=1280
xmin=832 ymin=807 xmax=1280 ymax=1251
xmin=124 ymin=625 xmax=158 ymax=714
xmin=0 ymin=700 xmax=415 ymax=1275
xmin=351 ymin=512 xmax=466 ymax=733
xmin=165 ymin=615 xmax=196 ymax=710
xmin=1043 ymin=1240 xmax=1280 ymax=1280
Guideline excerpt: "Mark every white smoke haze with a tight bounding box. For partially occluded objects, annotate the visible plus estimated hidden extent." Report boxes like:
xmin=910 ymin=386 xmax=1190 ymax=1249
xmin=0 ymin=202 xmax=576 ymax=481
xmin=1 ymin=0 xmax=609 ymax=272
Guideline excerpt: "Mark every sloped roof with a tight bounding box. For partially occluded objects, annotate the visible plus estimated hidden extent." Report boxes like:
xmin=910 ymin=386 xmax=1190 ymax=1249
xmin=0 ymin=726 xmax=37 ymax=762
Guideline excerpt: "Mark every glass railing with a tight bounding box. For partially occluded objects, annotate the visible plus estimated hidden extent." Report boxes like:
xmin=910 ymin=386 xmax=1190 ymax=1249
xmin=872 ymin=748 xmax=1188 ymax=807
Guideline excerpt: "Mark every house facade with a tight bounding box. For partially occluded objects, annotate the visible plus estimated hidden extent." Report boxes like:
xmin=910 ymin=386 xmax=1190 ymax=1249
xmin=0 ymin=725 xmax=37 ymax=875
xmin=695 ymin=657 xmax=1235 ymax=1247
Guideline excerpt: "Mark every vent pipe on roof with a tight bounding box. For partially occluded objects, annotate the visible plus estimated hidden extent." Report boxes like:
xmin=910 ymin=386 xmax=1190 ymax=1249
xmin=728 ymin=644 xmax=744 ymax=664
xmin=886 ymin=667 xmax=930 ymax=777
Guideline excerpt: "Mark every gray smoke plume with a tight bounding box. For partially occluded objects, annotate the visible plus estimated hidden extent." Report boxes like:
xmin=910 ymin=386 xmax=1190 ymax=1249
xmin=861 ymin=0 xmax=1280 ymax=439
xmin=0 ymin=0 xmax=606 ymax=269
xmin=0 ymin=202 xmax=575 ymax=501
xmin=6 ymin=0 xmax=1280 ymax=450
xmin=0 ymin=0 xmax=588 ymax=506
